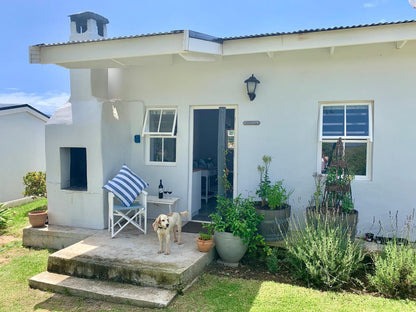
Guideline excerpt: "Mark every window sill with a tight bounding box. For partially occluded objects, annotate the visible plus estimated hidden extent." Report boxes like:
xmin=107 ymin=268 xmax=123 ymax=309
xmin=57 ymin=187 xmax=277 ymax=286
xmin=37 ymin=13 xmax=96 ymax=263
xmin=145 ymin=161 xmax=177 ymax=167
xmin=61 ymin=187 xmax=88 ymax=192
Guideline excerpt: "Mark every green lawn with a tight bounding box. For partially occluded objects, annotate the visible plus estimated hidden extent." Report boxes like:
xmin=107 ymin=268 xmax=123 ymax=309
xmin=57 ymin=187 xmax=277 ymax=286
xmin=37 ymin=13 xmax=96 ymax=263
xmin=1 ymin=199 xmax=416 ymax=312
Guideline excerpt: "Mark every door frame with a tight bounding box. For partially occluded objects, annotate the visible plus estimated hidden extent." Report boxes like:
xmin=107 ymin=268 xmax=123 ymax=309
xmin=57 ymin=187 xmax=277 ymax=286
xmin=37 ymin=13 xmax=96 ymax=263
xmin=188 ymin=105 xmax=238 ymax=219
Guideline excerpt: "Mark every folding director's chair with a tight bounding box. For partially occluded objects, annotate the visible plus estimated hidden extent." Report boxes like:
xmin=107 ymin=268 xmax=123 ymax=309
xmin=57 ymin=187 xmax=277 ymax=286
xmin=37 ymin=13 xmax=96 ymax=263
xmin=108 ymin=190 xmax=147 ymax=238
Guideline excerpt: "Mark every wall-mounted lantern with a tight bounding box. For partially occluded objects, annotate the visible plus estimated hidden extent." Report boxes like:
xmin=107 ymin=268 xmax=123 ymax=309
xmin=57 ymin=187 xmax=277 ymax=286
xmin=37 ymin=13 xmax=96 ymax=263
xmin=244 ymin=74 xmax=260 ymax=101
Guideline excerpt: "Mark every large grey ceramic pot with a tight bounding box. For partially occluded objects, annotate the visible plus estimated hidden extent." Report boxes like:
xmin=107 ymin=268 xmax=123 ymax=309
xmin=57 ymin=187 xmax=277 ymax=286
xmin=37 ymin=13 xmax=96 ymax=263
xmin=214 ymin=231 xmax=248 ymax=264
xmin=255 ymin=204 xmax=291 ymax=242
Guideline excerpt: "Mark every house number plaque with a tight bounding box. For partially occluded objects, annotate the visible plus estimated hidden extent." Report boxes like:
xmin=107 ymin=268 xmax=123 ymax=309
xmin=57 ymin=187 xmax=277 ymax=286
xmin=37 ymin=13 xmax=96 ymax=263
xmin=243 ymin=120 xmax=260 ymax=126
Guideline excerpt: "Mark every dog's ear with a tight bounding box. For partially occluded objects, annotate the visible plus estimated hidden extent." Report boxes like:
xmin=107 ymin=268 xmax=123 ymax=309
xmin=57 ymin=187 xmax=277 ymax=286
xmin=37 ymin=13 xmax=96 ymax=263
xmin=152 ymin=216 xmax=161 ymax=232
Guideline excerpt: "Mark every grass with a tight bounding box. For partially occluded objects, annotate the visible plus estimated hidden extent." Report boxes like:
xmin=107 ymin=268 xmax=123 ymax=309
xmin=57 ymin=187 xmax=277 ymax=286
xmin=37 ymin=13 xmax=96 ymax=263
xmin=0 ymin=198 xmax=47 ymax=238
xmin=1 ymin=199 xmax=416 ymax=311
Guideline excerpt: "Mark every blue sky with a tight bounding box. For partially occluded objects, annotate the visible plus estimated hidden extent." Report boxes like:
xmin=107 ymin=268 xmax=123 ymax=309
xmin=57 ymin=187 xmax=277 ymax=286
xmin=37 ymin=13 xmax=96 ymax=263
xmin=0 ymin=0 xmax=415 ymax=115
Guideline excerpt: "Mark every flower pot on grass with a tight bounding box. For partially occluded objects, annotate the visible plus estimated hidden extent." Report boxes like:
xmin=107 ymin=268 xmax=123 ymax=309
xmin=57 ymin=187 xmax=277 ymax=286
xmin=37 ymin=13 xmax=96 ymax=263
xmin=28 ymin=210 xmax=47 ymax=227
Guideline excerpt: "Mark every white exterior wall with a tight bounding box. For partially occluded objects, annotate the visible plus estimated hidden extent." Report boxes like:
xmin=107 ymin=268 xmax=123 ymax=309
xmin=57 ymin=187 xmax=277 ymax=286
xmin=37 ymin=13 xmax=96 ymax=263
xmin=46 ymin=69 xmax=106 ymax=229
xmin=117 ymin=41 xmax=416 ymax=236
xmin=0 ymin=111 xmax=46 ymax=202
xmin=45 ymin=38 xmax=416 ymax=237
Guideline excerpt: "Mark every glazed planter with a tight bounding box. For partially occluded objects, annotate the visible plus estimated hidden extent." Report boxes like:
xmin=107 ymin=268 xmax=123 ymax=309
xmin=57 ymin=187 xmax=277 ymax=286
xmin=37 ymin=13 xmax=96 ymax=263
xmin=28 ymin=210 xmax=47 ymax=228
xmin=214 ymin=231 xmax=248 ymax=264
xmin=255 ymin=203 xmax=291 ymax=242
xmin=197 ymin=237 xmax=214 ymax=252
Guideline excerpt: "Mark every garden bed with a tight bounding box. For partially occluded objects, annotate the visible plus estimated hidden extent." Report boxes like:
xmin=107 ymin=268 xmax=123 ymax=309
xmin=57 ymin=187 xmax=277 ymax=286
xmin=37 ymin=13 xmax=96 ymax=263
xmin=206 ymin=250 xmax=384 ymax=298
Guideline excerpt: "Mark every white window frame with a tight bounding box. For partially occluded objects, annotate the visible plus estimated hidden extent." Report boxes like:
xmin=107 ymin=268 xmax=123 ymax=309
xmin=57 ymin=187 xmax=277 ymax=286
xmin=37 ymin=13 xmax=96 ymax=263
xmin=318 ymin=101 xmax=373 ymax=180
xmin=142 ymin=108 xmax=177 ymax=136
xmin=142 ymin=108 xmax=178 ymax=166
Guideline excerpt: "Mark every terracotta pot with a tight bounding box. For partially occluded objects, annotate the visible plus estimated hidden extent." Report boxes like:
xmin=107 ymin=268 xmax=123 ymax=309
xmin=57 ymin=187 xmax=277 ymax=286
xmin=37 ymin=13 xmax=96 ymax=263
xmin=28 ymin=210 xmax=47 ymax=228
xmin=197 ymin=237 xmax=214 ymax=252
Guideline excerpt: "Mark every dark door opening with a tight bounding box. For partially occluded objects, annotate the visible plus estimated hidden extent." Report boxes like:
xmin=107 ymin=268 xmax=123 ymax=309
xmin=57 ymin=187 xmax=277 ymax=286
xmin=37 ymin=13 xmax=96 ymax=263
xmin=192 ymin=108 xmax=235 ymax=221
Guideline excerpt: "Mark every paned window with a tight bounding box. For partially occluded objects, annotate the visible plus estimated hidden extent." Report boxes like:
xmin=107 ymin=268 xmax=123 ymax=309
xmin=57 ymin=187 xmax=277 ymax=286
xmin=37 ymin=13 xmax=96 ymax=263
xmin=319 ymin=102 xmax=373 ymax=179
xmin=142 ymin=108 xmax=177 ymax=164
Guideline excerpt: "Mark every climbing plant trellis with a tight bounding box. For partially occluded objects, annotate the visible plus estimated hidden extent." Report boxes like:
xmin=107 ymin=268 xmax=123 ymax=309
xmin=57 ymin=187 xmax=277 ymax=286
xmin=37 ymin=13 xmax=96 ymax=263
xmin=322 ymin=137 xmax=354 ymax=212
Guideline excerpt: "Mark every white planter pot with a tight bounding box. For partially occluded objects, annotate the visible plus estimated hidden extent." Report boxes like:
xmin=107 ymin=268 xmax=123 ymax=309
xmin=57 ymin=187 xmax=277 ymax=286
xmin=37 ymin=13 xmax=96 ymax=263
xmin=214 ymin=231 xmax=248 ymax=265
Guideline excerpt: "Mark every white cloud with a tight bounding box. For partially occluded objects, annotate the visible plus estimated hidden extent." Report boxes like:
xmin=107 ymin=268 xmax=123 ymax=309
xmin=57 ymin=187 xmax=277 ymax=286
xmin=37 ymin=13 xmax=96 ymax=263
xmin=364 ymin=2 xmax=377 ymax=8
xmin=363 ymin=0 xmax=389 ymax=8
xmin=0 ymin=91 xmax=69 ymax=116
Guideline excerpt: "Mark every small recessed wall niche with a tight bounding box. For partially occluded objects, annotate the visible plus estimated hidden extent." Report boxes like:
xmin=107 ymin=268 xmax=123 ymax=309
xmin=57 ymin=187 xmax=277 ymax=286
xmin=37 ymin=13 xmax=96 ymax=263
xmin=60 ymin=147 xmax=88 ymax=191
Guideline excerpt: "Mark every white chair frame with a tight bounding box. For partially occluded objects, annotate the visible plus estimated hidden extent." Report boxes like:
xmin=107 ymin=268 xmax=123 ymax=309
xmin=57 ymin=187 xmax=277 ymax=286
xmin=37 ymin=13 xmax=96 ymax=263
xmin=108 ymin=190 xmax=148 ymax=238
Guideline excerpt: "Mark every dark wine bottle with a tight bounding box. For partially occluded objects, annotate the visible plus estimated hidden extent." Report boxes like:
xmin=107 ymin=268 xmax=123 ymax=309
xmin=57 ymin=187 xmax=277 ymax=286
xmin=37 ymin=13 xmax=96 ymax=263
xmin=158 ymin=179 xmax=164 ymax=199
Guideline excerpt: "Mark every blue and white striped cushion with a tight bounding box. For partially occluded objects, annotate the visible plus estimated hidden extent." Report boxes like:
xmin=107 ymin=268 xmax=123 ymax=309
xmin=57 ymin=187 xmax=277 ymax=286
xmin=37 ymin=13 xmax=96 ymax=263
xmin=103 ymin=165 xmax=149 ymax=207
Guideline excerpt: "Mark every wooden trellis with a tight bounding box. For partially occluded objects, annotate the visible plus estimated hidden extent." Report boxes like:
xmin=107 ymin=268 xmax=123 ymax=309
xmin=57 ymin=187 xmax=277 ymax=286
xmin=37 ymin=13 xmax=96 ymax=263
xmin=322 ymin=137 xmax=352 ymax=210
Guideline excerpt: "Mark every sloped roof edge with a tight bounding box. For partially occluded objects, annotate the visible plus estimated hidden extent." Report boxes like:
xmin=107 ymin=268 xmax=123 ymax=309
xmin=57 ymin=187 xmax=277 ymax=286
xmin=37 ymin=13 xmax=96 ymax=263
xmin=0 ymin=104 xmax=50 ymax=119
xmin=222 ymin=20 xmax=416 ymax=40
xmin=33 ymin=20 xmax=416 ymax=47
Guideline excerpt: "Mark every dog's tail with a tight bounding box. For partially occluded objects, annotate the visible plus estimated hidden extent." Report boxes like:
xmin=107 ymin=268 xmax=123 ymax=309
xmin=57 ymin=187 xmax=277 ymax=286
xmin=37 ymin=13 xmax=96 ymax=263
xmin=179 ymin=211 xmax=189 ymax=217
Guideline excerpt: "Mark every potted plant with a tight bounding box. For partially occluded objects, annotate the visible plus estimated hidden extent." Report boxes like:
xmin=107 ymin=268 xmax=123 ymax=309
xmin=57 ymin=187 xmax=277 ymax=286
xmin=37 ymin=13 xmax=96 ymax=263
xmin=28 ymin=205 xmax=48 ymax=228
xmin=254 ymin=155 xmax=293 ymax=241
xmin=196 ymin=228 xmax=214 ymax=252
xmin=206 ymin=195 xmax=265 ymax=265
xmin=308 ymin=138 xmax=358 ymax=239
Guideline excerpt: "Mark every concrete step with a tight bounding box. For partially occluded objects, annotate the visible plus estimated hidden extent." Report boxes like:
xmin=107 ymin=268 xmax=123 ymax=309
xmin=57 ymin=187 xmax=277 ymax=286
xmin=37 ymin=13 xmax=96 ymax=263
xmin=23 ymin=225 xmax=99 ymax=250
xmin=29 ymin=271 xmax=177 ymax=308
xmin=46 ymin=229 xmax=215 ymax=291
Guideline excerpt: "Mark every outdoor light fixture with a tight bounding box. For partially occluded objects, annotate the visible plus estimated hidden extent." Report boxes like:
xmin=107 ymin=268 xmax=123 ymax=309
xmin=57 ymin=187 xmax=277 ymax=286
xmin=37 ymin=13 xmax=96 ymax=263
xmin=244 ymin=74 xmax=260 ymax=101
xmin=409 ymin=0 xmax=416 ymax=8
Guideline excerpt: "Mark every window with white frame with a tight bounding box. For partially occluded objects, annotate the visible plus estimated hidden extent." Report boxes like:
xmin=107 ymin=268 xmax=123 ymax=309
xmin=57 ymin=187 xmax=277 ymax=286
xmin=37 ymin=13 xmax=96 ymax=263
xmin=142 ymin=108 xmax=177 ymax=164
xmin=319 ymin=102 xmax=373 ymax=178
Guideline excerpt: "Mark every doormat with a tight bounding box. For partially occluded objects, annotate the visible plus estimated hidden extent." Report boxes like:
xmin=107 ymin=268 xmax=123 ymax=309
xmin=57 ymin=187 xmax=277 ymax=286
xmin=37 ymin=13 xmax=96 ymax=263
xmin=182 ymin=221 xmax=210 ymax=234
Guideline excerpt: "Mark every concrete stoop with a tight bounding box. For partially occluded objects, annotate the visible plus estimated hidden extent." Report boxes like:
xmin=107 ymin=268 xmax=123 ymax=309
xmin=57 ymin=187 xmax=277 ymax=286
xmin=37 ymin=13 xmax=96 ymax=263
xmin=28 ymin=225 xmax=215 ymax=308
xmin=23 ymin=225 xmax=99 ymax=250
xmin=29 ymin=271 xmax=176 ymax=308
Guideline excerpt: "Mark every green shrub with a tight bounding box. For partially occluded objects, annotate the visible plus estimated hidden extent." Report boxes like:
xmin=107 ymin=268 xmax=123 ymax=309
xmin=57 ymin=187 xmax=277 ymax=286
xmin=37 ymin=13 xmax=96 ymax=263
xmin=23 ymin=172 xmax=46 ymax=197
xmin=0 ymin=205 xmax=11 ymax=229
xmin=207 ymin=195 xmax=267 ymax=254
xmin=368 ymin=239 xmax=416 ymax=298
xmin=284 ymin=210 xmax=364 ymax=289
xmin=266 ymin=247 xmax=287 ymax=273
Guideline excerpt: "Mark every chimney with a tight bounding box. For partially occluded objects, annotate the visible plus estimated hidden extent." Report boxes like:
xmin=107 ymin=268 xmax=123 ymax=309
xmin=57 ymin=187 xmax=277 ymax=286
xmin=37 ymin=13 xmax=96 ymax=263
xmin=69 ymin=11 xmax=109 ymax=41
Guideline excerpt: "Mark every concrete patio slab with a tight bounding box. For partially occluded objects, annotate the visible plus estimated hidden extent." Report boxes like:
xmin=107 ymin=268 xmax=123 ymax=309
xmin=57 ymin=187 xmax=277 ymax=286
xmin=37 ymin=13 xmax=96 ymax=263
xmin=44 ymin=225 xmax=215 ymax=290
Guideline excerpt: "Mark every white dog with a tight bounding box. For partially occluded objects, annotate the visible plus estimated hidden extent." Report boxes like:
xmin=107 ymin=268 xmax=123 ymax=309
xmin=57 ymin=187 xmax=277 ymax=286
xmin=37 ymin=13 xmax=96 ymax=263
xmin=152 ymin=211 xmax=189 ymax=255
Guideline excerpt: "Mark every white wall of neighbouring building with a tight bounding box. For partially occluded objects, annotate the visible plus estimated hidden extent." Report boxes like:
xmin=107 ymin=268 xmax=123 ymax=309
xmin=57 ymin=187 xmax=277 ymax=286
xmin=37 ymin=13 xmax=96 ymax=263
xmin=0 ymin=106 xmax=48 ymax=202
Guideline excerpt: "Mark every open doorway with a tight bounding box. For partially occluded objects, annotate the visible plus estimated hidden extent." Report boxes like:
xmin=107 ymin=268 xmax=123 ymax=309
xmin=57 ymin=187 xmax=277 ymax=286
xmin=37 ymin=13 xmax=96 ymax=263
xmin=191 ymin=108 xmax=235 ymax=221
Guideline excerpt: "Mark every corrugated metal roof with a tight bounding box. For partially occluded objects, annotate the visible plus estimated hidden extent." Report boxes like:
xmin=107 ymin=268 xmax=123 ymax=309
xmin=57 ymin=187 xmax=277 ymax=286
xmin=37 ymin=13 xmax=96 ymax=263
xmin=35 ymin=30 xmax=184 ymax=47
xmin=222 ymin=20 xmax=416 ymax=40
xmin=34 ymin=20 xmax=416 ymax=47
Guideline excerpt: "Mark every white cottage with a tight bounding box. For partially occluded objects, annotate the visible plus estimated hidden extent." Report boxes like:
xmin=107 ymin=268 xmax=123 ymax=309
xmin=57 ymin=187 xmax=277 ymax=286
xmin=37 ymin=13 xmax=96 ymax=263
xmin=0 ymin=104 xmax=49 ymax=202
xmin=30 ymin=12 xmax=416 ymax=238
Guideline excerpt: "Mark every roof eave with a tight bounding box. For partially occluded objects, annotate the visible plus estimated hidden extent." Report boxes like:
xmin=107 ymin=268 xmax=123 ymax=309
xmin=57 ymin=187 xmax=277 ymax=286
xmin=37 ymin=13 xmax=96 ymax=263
xmin=223 ymin=22 xmax=416 ymax=56
xmin=0 ymin=104 xmax=49 ymax=121
xmin=29 ymin=21 xmax=416 ymax=67
xmin=29 ymin=31 xmax=223 ymax=67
